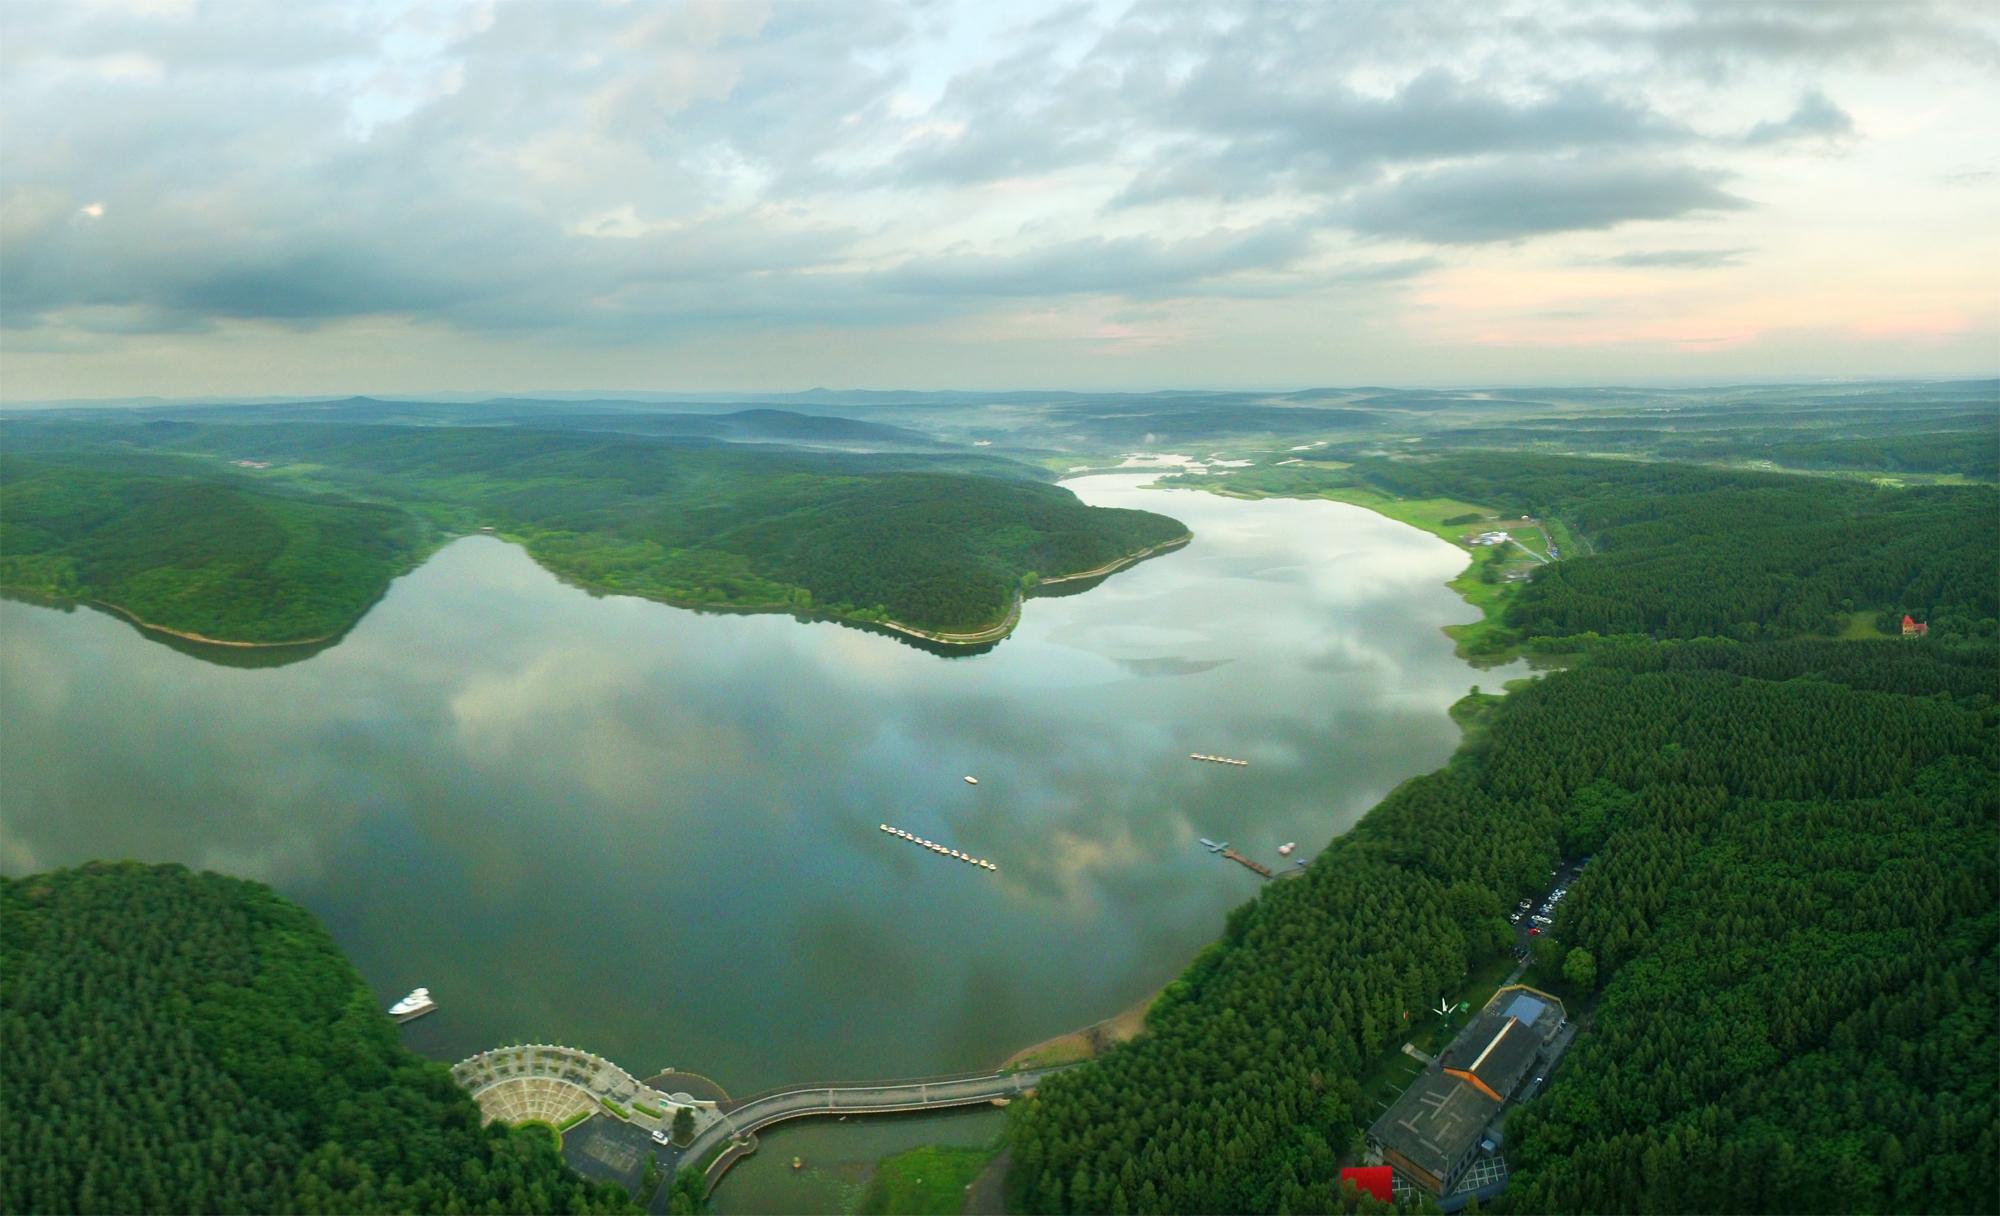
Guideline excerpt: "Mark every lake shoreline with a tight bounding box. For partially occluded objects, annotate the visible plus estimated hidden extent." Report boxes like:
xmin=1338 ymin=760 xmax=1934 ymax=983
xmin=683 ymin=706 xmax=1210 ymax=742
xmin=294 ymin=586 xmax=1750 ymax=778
xmin=20 ymin=530 xmax=1196 ymax=656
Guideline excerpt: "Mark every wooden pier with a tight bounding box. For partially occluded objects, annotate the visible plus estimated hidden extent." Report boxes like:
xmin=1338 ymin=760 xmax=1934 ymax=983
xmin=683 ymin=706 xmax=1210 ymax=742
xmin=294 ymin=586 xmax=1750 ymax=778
xmin=1221 ymin=848 xmax=1272 ymax=878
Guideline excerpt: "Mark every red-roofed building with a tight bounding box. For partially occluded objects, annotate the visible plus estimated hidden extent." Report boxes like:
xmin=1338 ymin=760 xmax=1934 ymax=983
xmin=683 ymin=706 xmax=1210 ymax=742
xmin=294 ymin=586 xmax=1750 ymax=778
xmin=1903 ymin=615 xmax=1929 ymax=637
xmin=1340 ymin=1166 xmax=1394 ymax=1203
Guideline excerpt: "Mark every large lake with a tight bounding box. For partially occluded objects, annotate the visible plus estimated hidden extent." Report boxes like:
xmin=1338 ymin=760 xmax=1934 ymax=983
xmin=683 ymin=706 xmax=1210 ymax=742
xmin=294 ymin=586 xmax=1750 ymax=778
xmin=1 ymin=475 xmax=1517 ymax=1205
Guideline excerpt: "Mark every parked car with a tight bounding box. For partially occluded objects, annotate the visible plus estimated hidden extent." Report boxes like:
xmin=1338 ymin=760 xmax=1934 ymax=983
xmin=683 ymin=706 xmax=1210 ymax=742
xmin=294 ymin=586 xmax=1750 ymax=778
xmin=651 ymin=1129 xmax=671 ymax=1146
xmin=1509 ymin=912 xmax=1523 ymax=924
xmin=1528 ymin=927 xmax=1542 ymax=936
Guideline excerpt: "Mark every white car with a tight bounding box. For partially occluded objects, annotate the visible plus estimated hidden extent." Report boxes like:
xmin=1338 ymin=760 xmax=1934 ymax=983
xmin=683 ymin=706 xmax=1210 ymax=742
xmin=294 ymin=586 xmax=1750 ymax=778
xmin=651 ymin=1128 xmax=671 ymax=1145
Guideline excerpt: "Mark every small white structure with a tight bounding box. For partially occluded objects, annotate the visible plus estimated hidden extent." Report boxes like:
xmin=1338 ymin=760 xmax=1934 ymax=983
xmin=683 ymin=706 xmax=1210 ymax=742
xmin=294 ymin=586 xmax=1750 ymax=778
xmin=389 ymin=988 xmax=437 ymax=1022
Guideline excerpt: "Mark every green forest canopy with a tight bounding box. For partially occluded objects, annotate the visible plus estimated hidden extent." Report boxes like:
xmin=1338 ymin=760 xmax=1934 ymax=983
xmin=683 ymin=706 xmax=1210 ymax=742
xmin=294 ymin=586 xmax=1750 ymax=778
xmin=0 ymin=419 xmax=1187 ymax=642
xmin=0 ymin=454 xmax=427 ymax=644
xmin=1185 ymin=452 xmax=1997 ymax=650
xmin=0 ymin=862 xmax=637 ymax=1215
xmin=1006 ymin=637 xmax=1998 ymax=1215
xmin=1008 ymin=445 xmax=1998 ymax=1215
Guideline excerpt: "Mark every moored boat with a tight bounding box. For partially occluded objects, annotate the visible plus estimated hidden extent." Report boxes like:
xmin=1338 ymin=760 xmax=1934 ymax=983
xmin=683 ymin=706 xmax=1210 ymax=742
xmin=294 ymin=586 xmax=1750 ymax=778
xmin=388 ymin=987 xmax=436 ymax=1023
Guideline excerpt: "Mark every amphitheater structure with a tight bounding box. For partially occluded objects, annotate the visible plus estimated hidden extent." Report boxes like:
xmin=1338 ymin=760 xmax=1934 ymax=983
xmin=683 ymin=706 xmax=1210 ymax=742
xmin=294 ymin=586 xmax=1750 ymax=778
xmin=451 ymin=1044 xmax=721 ymax=1137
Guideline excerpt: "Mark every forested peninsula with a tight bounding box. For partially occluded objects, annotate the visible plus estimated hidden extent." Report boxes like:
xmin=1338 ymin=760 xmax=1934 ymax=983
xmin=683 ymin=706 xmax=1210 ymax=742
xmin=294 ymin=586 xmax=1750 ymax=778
xmin=0 ymin=414 xmax=1186 ymax=647
xmin=0 ymin=862 xmax=637 ymax=1215
xmin=1008 ymin=454 xmax=1998 ymax=1214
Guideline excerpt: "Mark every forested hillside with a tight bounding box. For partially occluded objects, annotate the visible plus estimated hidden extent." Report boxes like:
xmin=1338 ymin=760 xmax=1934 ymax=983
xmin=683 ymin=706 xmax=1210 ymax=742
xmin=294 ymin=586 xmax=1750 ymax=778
xmin=0 ymin=454 xmax=428 ymax=643
xmin=1006 ymin=638 xmax=1998 ymax=1214
xmin=1195 ymin=453 xmax=1996 ymax=647
xmin=1355 ymin=455 xmax=1993 ymax=641
xmin=0 ymin=863 xmax=636 ymax=1214
xmin=0 ymin=419 xmax=1187 ymax=642
xmin=1009 ymin=442 xmax=1998 ymax=1214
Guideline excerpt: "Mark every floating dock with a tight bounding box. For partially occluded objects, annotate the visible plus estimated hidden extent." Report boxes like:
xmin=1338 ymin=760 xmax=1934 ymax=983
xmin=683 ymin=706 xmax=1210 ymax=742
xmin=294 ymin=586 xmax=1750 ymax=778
xmin=1190 ymin=753 xmax=1249 ymax=767
xmin=879 ymin=824 xmax=998 ymax=871
xmin=1220 ymin=848 xmax=1272 ymax=878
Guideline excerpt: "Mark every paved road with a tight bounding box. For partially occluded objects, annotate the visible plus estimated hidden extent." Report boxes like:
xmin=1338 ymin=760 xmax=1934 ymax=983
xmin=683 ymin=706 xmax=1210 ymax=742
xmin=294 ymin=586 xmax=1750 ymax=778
xmin=682 ymin=1066 xmax=1068 ymax=1191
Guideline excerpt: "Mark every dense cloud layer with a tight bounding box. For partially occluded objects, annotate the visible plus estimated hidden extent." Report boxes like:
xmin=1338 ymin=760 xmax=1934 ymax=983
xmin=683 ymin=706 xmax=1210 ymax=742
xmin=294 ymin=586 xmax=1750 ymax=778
xmin=2 ymin=0 xmax=1995 ymax=393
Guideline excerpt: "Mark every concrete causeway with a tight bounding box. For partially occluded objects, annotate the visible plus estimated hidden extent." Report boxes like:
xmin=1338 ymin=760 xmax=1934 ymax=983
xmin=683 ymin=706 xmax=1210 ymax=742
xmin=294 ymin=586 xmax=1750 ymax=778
xmin=683 ymin=1064 xmax=1069 ymax=1188
xmin=450 ymin=1043 xmax=1071 ymax=1205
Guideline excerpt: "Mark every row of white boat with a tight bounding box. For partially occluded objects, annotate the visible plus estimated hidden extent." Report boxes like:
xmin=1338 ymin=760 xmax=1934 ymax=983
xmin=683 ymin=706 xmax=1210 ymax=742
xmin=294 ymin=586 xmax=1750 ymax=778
xmin=879 ymin=823 xmax=999 ymax=871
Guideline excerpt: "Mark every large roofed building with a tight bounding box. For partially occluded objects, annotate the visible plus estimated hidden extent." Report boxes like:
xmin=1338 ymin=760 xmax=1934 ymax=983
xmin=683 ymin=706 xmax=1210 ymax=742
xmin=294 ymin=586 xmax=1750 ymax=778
xmin=1366 ymin=985 xmax=1567 ymax=1198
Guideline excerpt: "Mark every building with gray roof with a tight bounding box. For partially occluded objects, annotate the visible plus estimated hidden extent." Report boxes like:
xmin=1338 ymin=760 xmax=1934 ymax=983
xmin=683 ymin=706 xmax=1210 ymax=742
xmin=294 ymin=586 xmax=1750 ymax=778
xmin=1367 ymin=985 xmax=1567 ymax=1197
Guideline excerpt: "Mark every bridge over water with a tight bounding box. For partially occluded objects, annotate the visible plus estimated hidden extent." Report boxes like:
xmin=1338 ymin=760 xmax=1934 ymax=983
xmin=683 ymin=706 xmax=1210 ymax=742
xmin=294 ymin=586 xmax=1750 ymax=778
xmin=451 ymin=1043 xmax=1070 ymax=1204
xmin=684 ymin=1065 xmax=1069 ymax=1192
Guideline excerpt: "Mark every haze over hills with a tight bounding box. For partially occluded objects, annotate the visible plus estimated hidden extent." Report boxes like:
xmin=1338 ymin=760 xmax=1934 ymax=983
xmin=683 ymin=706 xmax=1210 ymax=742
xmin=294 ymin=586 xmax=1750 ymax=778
xmin=5 ymin=0 xmax=1998 ymax=1212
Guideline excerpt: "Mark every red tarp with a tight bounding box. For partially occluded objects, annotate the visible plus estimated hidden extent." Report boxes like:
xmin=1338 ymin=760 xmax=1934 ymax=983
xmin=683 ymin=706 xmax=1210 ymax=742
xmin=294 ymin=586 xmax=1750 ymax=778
xmin=1340 ymin=1166 xmax=1394 ymax=1203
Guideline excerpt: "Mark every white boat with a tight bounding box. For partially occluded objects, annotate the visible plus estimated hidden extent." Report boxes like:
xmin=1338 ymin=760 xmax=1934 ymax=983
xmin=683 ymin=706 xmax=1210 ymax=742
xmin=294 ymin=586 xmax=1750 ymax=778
xmin=964 ymin=776 xmax=979 ymax=785
xmin=388 ymin=987 xmax=436 ymax=1022
xmin=1278 ymin=842 xmax=1296 ymax=856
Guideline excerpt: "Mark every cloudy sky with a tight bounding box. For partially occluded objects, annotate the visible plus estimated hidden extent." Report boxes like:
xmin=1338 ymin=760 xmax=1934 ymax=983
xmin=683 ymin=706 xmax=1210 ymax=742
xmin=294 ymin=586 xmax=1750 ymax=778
xmin=4 ymin=0 xmax=1996 ymax=399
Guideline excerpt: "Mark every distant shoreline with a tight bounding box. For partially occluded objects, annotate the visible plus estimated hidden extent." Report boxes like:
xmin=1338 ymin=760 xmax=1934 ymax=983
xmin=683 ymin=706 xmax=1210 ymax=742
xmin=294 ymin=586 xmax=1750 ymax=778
xmin=6 ymin=531 xmax=1194 ymax=654
xmin=0 ymin=594 xmax=344 ymax=650
xmin=869 ymin=532 xmax=1194 ymax=645
xmin=1034 ymin=533 xmax=1192 ymax=587
xmin=93 ymin=600 xmax=342 ymax=648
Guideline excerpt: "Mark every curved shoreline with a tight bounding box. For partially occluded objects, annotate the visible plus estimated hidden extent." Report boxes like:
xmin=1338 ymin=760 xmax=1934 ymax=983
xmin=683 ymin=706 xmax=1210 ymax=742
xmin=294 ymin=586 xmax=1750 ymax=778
xmin=80 ymin=599 xmax=343 ymax=649
xmin=1034 ymin=533 xmax=1192 ymax=586
xmin=11 ymin=529 xmax=1197 ymax=655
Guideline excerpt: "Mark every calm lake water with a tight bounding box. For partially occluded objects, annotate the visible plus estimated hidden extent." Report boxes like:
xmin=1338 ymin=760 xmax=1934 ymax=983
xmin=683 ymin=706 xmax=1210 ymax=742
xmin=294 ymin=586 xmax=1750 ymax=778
xmin=1 ymin=475 xmax=1517 ymax=1209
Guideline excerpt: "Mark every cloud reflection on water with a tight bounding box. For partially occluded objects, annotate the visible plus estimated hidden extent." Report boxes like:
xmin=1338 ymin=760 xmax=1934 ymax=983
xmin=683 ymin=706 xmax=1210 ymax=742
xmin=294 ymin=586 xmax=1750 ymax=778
xmin=0 ymin=476 xmax=1522 ymax=1088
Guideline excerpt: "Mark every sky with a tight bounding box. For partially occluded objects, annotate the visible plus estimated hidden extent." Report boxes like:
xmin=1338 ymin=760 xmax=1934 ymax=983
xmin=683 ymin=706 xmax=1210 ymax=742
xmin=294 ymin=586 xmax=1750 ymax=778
xmin=3 ymin=0 xmax=1997 ymax=400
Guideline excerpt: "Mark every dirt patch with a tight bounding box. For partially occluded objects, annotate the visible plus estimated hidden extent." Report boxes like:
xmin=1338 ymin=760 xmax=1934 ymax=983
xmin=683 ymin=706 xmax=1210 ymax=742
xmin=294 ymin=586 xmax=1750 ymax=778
xmin=1000 ymin=988 xmax=1153 ymax=1070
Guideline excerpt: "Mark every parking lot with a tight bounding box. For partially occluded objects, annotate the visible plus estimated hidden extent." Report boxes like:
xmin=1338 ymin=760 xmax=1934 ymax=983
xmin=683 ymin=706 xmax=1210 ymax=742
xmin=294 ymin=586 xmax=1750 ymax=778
xmin=1510 ymin=856 xmax=1589 ymax=958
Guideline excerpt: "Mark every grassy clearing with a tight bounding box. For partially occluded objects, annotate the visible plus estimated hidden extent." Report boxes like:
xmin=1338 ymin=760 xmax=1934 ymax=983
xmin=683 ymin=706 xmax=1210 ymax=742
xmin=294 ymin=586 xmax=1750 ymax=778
xmin=858 ymin=1144 xmax=998 ymax=1216
xmin=1447 ymin=688 xmax=1507 ymax=743
xmin=1831 ymin=610 xmax=1892 ymax=640
xmin=1306 ymin=487 xmax=1496 ymax=544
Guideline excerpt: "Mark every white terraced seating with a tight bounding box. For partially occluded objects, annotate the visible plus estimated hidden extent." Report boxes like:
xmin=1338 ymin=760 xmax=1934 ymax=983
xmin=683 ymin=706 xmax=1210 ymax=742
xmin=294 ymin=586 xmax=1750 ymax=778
xmin=475 ymin=1075 xmax=597 ymax=1126
xmin=450 ymin=1043 xmax=720 ymax=1130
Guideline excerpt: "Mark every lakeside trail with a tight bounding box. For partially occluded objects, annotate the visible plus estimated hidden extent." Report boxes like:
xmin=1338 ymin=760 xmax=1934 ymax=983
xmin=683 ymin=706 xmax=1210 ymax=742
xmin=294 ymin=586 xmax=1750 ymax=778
xmin=83 ymin=598 xmax=341 ymax=649
xmin=1033 ymin=533 xmax=1192 ymax=586
xmin=51 ymin=531 xmax=1195 ymax=655
xmin=873 ymin=532 xmax=1192 ymax=645
xmin=1001 ymin=986 xmax=1157 ymax=1071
